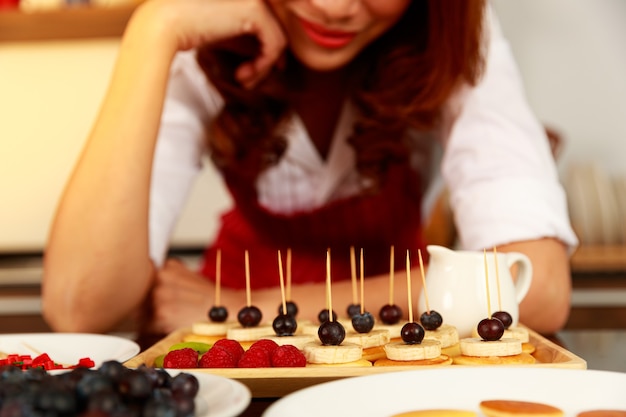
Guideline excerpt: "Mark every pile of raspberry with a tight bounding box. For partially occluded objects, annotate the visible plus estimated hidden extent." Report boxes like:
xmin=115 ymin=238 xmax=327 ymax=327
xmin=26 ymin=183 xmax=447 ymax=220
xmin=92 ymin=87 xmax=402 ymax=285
xmin=163 ymin=339 xmax=306 ymax=369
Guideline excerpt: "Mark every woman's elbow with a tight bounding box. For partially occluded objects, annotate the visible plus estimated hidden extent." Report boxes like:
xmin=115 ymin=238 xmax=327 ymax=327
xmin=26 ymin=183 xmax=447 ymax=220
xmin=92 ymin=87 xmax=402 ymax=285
xmin=41 ymin=289 xmax=100 ymax=333
xmin=519 ymin=275 xmax=572 ymax=335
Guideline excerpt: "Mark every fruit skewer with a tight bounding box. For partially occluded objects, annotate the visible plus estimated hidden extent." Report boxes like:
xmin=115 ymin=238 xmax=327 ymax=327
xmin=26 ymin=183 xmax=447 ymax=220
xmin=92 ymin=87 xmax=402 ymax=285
xmin=271 ymin=250 xmax=298 ymax=336
xmin=454 ymin=250 xmax=525 ymax=361
xmin=303 ymin=249 xmax=363 ymax=364
xmin=346 ymin=246 xmax=361 ymax=318
xmin=381 ymin=251 xmax=441 ymax=362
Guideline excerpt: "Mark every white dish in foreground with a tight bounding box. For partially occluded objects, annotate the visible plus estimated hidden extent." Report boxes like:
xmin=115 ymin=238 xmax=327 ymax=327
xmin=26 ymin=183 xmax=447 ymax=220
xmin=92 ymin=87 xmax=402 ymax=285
xmin=264 ymin=367 xmax=626 ymax=417
xmin=177 ymin=371 xmax=251 ymax=417
xmin=0 ymin=333 xmax=140 ymax=367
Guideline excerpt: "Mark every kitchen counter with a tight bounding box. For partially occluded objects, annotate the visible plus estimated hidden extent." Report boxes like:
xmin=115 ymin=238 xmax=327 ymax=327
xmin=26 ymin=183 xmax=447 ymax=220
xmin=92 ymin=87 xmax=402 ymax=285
xmin=556 ymin=329 xmax=626 ymax=372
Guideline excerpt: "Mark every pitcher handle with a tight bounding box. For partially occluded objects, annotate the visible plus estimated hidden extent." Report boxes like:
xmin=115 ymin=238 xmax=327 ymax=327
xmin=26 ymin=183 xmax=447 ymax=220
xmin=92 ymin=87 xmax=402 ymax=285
xmin=505 ymin=252 xmax=533 ymax=303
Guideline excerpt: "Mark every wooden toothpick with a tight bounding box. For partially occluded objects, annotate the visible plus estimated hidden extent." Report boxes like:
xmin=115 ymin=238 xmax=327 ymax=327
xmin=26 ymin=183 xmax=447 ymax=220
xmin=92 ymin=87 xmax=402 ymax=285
xmin=360 ymin=248 xmax=365 ymax=315
xmin=418 ymin=249 xmax=431 ymax=313
xmin=278 ymin=250 xmax=287 ymax=315
xmin=286 ymin=248 xmax=292 ymax=301
xmin=388 ymin=245 xmax=395 ymax=305
xmin=350 ymin=246 xmax=358 ymax=305
xmin=406 ymin=250 xmax=413 ymax=323
xmin=484 ymin=249 xmax=492 ymax=318
xmin=326 ymin=248 xmax=334 ymax=322
xmin=215 ymin=249 xmax=222 ymax=306
xmin=245 ymin=250 xmax=252 ymax=307
xmin=493 ymin=246 xmax=502 ymax=311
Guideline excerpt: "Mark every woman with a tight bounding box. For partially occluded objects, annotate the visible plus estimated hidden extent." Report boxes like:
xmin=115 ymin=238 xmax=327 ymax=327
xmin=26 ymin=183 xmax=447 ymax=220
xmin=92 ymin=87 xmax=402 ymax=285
xmin=42 ymin=0 xmax=577 ymax=336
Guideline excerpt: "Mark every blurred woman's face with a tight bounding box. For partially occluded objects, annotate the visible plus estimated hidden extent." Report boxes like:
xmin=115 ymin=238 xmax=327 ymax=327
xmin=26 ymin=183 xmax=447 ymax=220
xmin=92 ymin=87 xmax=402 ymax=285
xmin=268 ymin=0 xmax=411 ymax=71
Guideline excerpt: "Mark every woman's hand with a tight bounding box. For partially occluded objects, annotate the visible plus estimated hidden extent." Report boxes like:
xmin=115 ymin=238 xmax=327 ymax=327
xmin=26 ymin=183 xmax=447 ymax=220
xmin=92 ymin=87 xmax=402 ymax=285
xmin=148 ymin=258 xmax=216 ymax=334
xmin=131 ymin=0 xmax=287 ymax=87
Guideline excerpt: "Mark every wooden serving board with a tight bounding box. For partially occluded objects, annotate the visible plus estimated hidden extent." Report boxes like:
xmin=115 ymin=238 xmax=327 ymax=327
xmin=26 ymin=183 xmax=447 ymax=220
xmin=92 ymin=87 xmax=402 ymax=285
xmin=124 ymin=326 xmax=587 ymax=398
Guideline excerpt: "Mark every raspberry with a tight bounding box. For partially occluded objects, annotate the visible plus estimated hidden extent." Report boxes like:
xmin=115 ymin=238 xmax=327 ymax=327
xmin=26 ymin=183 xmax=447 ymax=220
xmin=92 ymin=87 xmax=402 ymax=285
xmin=238 ymin=347 xmax=271 ymax=368
xmin=212 ymin=339 xmax=245 ymax=363
xmin=248 ymin=339 xmax=279 ymax=356
xmin=198 ymin=346 xmax=237 ymax=368
xmin=163 ymin=348 xmax=198 ymax=369
xmin=270 ymin=345 xmax=306 ymax=368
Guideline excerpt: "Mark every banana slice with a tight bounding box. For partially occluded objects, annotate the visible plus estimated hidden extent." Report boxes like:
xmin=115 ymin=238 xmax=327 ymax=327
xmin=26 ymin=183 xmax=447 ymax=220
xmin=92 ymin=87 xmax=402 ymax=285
xmin=459 ymin=337 xmax=522 ymax=357
xmin=300 ymin=323 xmax=321 ymax=336
xmin=344 ymin=329 xmax=390 ymax=349
xmin=226 ymin=324 xmax=274 ymax=342
xmin=384 ymin=339 xmax=441 ymax=361
xmin=192 ymin=320 xmax=238 ymax=336
xmin=261 ymin=334 xmax=316 ymax=350
xmin=375 ymin=354 xmax=452 ymax=367
xmin=504 ymin=326 xmax=530 ymax=343
xmin=374 ymin=322 xmax=409 ymax=340
xmin=305 ymin=358 xmax=372 ymax=368
xmin=424 ymin=324 xmax=459 ymax=348
xmin=303 ymin=342 xmax=362 ymax=364
xmin=293 ymin=319 xmax=314 ymax=334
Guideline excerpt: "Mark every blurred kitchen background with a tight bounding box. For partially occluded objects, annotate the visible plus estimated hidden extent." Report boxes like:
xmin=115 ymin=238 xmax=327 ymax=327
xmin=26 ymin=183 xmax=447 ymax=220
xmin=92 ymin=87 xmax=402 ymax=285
xmin=1 ymin=1 xmax=625 ymax=371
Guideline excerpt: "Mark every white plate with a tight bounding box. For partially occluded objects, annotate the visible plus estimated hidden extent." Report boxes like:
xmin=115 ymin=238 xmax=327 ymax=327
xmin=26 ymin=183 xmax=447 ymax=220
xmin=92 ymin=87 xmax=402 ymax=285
xmin=0 ymin=333 xmax=140 ymax=367
xmin=176 ymin=371 xmax=251 ymax=417
xmin=263 ymin=367 xmax=626 ymax=417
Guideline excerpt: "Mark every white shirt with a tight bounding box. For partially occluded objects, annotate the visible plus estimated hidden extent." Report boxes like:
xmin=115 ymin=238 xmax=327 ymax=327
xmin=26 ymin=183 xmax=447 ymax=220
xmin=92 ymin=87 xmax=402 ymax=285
xmin=148 ymin=12 xmax=579 ymax=266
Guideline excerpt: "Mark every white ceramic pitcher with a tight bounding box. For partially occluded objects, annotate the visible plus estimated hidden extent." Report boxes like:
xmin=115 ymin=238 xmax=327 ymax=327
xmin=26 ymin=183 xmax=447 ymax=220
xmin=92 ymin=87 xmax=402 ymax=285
xmin=417 ymin=245 xmax=533 ymax=338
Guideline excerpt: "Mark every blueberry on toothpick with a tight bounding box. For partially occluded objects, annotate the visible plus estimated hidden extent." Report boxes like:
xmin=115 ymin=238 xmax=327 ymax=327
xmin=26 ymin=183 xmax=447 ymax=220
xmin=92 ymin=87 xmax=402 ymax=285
xmin=351 ymin=248 xmax=375 ymax=333
xmin=491 ymin=246 xmax=513 ymax=330
xmin=273 ymin=314 xmax=297 ymax=336
xmin=352 ymin=312 xmax=375 ymax=333
xmin=379 ymin=304 xmax=403 ymax=325
xmin=346 ymin=246 xmax=361 ymax=318
xmin=318 ymin=308 xmax=338 ymax=323
xmin=416 ymin=248 xmax=444 ymax=331
xmin=208 ymin=250 xmax=229 ymax=323
xmin=476 ymin=248 xmax=504 ymax=341
xmin=401 ymin=321 xmax=425 ymax=345
xmin=318 ymin=249 xmax=345 ymax=345
xmin=277 ymin=248 xmax=299 ymax=317
xmin=237 ymin=250 xmax=263 ymax=328
xmin=272 ymin=250 xmax=298 ymax=336
xmin=209 ymin=306 xmax=228 ymax=323
xmin=318 ymin=320 xmax=345 ymax=345
xmin=420 ymin=310 xmax=443 ymax=331
xmin=238 ymin=306 xmax=262 ymax=328
xmin=379 ymin=246 xmax=403 ymax=325
xmin=477 ymin=317 xmax=505 ymax=341
xmin=401 ymin=249 xmax=426 ymax=344
xmin=492 ymin=311 xmax=513 ymax=329
xmin=278 ymin=301 xmax=299 ymax=317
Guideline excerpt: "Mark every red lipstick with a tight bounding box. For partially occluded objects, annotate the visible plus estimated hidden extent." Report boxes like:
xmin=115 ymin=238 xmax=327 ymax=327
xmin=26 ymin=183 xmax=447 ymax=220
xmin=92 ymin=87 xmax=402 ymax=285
xmin=298 ymin=18 xmax=356 ymax=49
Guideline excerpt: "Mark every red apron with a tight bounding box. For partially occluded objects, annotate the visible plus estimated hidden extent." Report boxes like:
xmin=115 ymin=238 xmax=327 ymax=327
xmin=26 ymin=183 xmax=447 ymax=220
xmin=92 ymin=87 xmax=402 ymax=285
xmin=199 ymin=163 xmax=426 ymax=289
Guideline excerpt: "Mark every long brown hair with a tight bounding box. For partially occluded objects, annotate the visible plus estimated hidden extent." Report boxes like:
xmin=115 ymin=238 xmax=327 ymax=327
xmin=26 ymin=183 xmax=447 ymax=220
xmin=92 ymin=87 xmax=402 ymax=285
xmin=197 ymin=0 xmax=486 ymax=190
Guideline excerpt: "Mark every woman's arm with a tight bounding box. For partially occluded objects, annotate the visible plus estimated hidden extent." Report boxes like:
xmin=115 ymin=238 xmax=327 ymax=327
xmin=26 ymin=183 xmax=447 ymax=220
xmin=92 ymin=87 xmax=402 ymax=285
xmin=498 ymin=238 xmax=572 ymax=335
xmin=42 ymin=0 xmax=286 ymax=333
